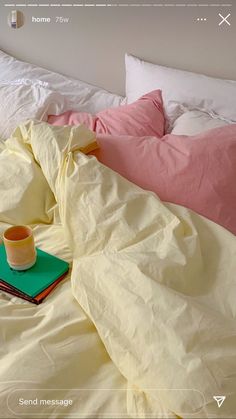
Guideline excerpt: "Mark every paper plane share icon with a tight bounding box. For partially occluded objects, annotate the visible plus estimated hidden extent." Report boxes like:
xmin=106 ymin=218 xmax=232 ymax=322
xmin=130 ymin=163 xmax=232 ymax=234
xmin=213 ymin=396 xmax=226 ymax=408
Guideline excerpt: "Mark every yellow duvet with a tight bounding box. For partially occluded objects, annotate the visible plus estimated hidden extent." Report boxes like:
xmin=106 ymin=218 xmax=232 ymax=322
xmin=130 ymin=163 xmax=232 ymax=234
xmin=0 ymin=121 xmax=235 ymax=418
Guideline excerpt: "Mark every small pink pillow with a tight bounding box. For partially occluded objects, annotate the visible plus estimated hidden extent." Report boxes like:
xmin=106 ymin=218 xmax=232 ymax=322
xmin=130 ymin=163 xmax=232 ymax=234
xmin=48 ymin=90 xmax=165 ymax=138
xmin=90 ymin=125 xmax=236 ymax=235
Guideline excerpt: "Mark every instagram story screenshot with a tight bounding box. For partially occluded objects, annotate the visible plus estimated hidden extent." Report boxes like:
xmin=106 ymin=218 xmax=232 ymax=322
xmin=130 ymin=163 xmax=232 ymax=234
xmin=0 ymin=0 xmax=235 ymax=418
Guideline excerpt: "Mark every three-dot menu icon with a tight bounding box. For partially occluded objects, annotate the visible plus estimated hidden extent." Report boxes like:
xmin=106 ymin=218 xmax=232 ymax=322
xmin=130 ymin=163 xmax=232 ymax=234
xmin=197 ymin=17 xmax=207 ymax=22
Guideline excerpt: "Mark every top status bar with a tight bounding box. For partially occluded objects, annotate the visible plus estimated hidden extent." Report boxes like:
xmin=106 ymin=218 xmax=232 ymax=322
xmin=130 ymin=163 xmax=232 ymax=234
xmin=3 ymin=3 xmax=233 ymax=7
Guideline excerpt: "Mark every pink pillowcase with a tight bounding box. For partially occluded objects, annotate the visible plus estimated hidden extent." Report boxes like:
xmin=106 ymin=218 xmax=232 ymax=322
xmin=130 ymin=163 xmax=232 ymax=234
xmin=48 ymin=93 xmax=236 ymax=235
xmin=48 ymin=90 xmax=165 ymax=138
xmin=89 ymin=125 xmax=236 ymax=235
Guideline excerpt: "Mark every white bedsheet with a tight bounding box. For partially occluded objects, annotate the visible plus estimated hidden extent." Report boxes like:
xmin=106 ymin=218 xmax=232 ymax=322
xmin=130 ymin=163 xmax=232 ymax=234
xmin=0 ymin=83 xmax=65 ymax=140
xmin=0 ymin=49 xmax=125 ymax=114
xmin=171 ymin=110 xmax=231 ymax=136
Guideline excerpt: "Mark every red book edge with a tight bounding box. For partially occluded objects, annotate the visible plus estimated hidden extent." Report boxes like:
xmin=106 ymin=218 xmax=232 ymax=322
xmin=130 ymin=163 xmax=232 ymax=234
xmin=0 ymin=270 xmax=69 ymax=304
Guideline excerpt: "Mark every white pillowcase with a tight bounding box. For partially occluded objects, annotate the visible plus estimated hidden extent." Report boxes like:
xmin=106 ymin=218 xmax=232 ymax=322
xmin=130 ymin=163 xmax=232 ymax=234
xmin=0 ymin=49 xmax=125 ymax=113
xmin=0 ymin=83 xmax=66 ymax=140
xmin=171 ymin=110 xmax=231 ymax=136
xmin=125 ymin=54 xmax=236 ymax=131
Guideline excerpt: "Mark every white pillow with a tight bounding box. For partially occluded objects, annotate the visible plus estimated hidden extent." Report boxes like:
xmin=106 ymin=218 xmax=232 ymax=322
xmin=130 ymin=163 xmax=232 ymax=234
xmin=125 ymin=54 xmax=236 ymax=131
xmin=0 ymin=83 xmax=66 ymax=140
xmin=171 ymin=110 xmax=231 ymax=136
xmin=0 ymin=49 xmax=125 ymax=113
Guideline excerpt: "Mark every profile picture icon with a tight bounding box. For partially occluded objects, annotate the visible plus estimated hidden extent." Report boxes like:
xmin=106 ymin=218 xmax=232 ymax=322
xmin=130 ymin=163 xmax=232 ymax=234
xmin=8 ymin=10 xmax=24 ymax=29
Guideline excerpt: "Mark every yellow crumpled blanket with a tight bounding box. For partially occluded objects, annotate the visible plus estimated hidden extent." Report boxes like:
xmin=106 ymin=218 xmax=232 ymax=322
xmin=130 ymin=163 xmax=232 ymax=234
xmin=0 ymin=120 xmax=236 ymax=418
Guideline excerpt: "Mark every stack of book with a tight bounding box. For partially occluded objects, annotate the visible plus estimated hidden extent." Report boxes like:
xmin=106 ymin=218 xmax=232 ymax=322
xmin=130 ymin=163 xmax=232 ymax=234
xmin=0 ymin=244 xmax=69 ymax=304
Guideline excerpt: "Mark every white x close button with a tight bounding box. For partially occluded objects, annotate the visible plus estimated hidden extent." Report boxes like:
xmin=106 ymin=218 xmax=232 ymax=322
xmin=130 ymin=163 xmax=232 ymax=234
xmin=219 ymin=13 xmax=231 ymax=26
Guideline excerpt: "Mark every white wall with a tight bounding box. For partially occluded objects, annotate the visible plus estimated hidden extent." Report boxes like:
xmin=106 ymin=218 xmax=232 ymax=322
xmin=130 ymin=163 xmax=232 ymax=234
xmin=0 ymin=0 xmax=235 ymax=95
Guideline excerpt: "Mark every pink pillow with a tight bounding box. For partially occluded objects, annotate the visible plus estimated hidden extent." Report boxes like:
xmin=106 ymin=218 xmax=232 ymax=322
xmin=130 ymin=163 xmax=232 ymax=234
xmin=48 ymin=90 xmax=165 ymax=138
xmin=90 ymin=125 xmax=236 ymax=235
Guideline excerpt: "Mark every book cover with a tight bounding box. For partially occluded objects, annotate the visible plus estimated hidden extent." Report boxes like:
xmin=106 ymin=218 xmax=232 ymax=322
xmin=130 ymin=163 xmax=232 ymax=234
xmin=0 ymin=244 xmax=69 ymax=304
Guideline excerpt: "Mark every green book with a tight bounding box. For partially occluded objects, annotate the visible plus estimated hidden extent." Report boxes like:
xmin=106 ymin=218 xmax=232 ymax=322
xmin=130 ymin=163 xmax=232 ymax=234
xmin=0 ymin=244 xmax=69 ymax=304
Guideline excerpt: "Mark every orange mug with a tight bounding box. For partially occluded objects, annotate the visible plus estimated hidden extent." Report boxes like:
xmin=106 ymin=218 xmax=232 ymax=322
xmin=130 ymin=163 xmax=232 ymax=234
xmin=3 ymin=225 xmax=36 ymax=270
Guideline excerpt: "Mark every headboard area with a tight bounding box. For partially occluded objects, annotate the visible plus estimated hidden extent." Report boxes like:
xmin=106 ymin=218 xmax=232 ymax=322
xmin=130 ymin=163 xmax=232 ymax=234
xmin=0 ymin=0 xmax=235 ymax=96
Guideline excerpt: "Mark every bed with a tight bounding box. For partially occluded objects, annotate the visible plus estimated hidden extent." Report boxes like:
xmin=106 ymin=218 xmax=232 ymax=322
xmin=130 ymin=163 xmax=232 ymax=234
xmin=0 ymin=47 xmax=236 ymax=419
